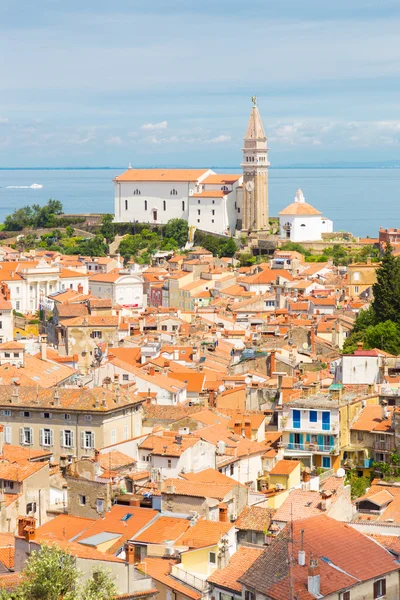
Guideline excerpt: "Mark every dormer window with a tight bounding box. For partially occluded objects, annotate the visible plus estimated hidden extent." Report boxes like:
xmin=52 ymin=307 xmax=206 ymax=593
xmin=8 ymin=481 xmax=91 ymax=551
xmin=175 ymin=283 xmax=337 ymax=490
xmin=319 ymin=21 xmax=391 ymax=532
xmin=170 ymin=189 xmax=178 ymax=196
xmin=133 ymin=189 xmax=141 ymax=195
xmin=221 ymin=185 xmax=229 ymax=192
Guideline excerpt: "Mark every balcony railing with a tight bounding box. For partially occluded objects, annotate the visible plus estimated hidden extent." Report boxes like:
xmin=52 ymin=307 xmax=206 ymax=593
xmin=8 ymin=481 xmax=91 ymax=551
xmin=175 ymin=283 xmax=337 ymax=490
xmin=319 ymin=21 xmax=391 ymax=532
xmin=171 ymin=566 xmax=209 ymax=593
xmin=285 ymin=442 xmax=338 ymax=454
xmin=373 ymin=441 xmax=395 ymax=452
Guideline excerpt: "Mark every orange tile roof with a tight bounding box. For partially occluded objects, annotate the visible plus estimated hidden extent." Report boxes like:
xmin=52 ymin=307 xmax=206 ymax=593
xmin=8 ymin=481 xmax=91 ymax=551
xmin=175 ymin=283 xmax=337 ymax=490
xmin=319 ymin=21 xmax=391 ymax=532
xmin=191 ymin=190 xmax=229 ymax=198
xmin=138 ymin=557 xmax=201 ymax=600
xmin=114 ymin=169 xmax=209 ymax=182
xmin=0 ymin=533 xmax=15 ymax=569
xmin=0 ymin=458 xmax=47 ymax=482
xmin=351 ymin=405 xmax=393 ymax=433
xmin=269 ymin=459 xmax=301 ymax=476
xmin=134 ymin=516 xmax=190 ymax=544
xmin=278 ymin=201 xmax=322 ymax=215
xmin=180 ymin=519 xmax=233 ymax=549
xmin=98 ymin=450 xmax=137 ymax=471
xmin=202 ymin=174 xmax=242 ymax=185
xmin=166 ymin=372 xmax=205 ymax=393
xmin=235 ymin=505 xmax=274 ymax=532
xmin=35 ymin=514 xmax=96 ymax=542
xmin=139 ymin=432 xmax=200 ymax=457
xmin=75 ymin=505 xmax=158 ymax=554
xmin=208 ymin=546 xmax=264 ymax=592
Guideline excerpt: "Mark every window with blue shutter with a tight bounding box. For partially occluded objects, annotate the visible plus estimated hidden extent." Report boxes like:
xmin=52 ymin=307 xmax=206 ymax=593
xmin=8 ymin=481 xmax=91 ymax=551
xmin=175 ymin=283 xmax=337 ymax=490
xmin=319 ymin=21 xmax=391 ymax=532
xmin=293 ymin=410 xmax=301 ymax=429
xmin=309 ymin=410 xmax=317 ymax=423
xmin=322 ymin=412 xmax=330 ymax=431
xmin=322 ymin=456 xmax=331 ymax=469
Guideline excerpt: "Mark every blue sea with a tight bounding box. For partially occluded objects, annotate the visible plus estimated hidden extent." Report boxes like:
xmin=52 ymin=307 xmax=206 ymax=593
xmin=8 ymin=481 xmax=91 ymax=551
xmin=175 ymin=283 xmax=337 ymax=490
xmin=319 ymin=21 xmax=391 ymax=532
xmin=0 ymin=167 xmax=398 ymax=237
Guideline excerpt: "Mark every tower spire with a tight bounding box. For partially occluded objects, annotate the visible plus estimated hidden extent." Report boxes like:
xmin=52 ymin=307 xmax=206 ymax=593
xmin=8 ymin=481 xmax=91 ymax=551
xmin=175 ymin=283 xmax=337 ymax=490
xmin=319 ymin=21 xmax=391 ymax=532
xmin=241 ymin=98 xmax=270 ymax=233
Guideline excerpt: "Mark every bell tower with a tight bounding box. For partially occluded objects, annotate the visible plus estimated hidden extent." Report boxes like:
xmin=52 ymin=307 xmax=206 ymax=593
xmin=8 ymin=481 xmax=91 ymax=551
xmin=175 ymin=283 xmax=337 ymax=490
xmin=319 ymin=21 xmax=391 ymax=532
xmin=241 ymin=97 xmax=269 ymax=233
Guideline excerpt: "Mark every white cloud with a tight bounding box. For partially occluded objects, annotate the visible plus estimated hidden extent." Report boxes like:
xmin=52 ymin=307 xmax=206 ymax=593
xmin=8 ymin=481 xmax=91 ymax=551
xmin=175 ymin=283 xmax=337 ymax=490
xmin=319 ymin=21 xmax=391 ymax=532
xmin=207 ymin=134 xmax=231 ymax=144
xmin=106 ymin=135 xmax=123 ymax=145
xmin=140 ymin=121 xmax=168 ymax=131
xmin=0 ymin=118 xmax=9 ymax=125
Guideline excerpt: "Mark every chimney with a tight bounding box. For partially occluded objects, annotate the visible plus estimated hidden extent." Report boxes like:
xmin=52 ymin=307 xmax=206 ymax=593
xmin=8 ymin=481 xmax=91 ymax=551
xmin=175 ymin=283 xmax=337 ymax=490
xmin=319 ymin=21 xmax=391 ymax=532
xmin=175 ymin=435 xmax=182 ymax=445
xmin=310 ymin=327 xmax=315 ymax=354
xmin=320 ymin=490 xmax=332 ymax=511
xmin=244 ymin=420 xmax=252 ymax=439
xmin=298 ymin=529 xmax=306 ymax=566
xmin=149 ymin=366 xmax=155 ymax=377
xmin=269 ymin=350 xmax=276 ymax=377
xmin=41 ymin=341 xmax=47 ymax=362
xmin=308 ymin=557 xmax=320 ymax=596
xmin=11 ymin=385 xmax=19 ymax=404
xmin=77 ymin=283 xmax=83 ymax=294
xmin=381 ymin=400 xmax=389 ymax=420
xmin=219 ymin=503 xmax=228 ymax=522
xmin=17 ymin=516 xmax=36 ymax=539
xmin=115 ymin=386 xmax=121 ymax=404
xmin=94 ymin=449 xmax=100 ymax=462
xmin=125 ymin=542 xmax=136 ymax=565
xmin=53 ymin=389 xmax=60 ymax=407
xmin=25 ymin=526 xmax=36 ymax=542
xmin=102 ymin=391 xmax=107 ymax=408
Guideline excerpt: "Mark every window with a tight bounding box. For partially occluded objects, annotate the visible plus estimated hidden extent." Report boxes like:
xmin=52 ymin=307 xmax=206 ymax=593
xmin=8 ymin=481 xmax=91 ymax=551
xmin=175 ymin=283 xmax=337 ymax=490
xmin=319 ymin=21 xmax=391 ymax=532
xmin=79 ymin=495 xmax=86 ymax=506
xmin=111 ymin=429 xmax=117 ymax=445
xmin=172 ymin=325 xmax=178 ymax=331
xmin=209 ymin=551 xmax=216 ymax=565
xmin=238 ymin=208 xmax=240 ymax=213
xmin=16 ymin=302 xmax=20 ymax=310
xmin=84 ymin=415 xmax=92 ymax=422
xmin=96 ymin=498 xmax=104 ymax=513
xmin=22 ymin=411 xmax=31 ymax=418
xmin=197 ymin=219 xmax=200 ymax=223
xmin=4 ymin=480 xmax=14 ymax=490
xmin=133 ymin=189 xmax=141 ymax=195
xmin=1 ymin=410 xmax=11 ymax=417
xmin=182 ymin=201 xmax=185 ymax=211
xmin=354 ymin=286 xmax=359 ymax=294
xmin=171 ymin=189 xmax=178 ymax=196
xmin=357 ymin=431 xmax=363 ymax=441
xmin=212 ymin=200 xmax=215 ymax=204
xmin=62 ymin=430 xmax=74 ymax=448
xmin=41 ymin=412 xmax=52 ymax=419
xmin=124 ymin=424 xmax=128 ymax=440
xmin=161 ymin=325 xmax=168 ymax=331
xmin=0 ymin=322 xmax=2 ymax=330
xmin=81 ymin=430 xmax=95 ymax=449
xmin=5 ymin=352 xmax=10 ymax=358
xmin=292 ymin=409 xmax=301 ymax=429
xmin=212 ymin=209 xmax=215 ymax=216
xmin=90 ymin=331 xmax=102 ymax=339
xmin=198 ymin=199 xmax=201 ymax=204
xmin=40 ymin=428 xmax=54 ymax=447
xmin=167 ymin=459 xmax=172 ymax=468
xmin=309 ymin=410 xmax=318 ymax=423
xmin=212 ymin=219 xmax=214 ymax=223
xmin=163 ymin=200 xmax=166 ymax=211
xmin=198 ymin=209 xmax=201 ymax=216
xmin=63 ymin=413 xmax=71 ymax=421
xmin=5 ymin=426 xmax=11 ymax=444
xmin=230 ymin=463 xmax=234 ymax=476
xmin=322 ymin=456 xmax=331 ymax=469
xmin=20 ymin=427 xmax=33 ymax=446
xmin=342 ymin=592 xmax=350 ymax=600
xmin=322 ymin=412 xmax=331 ymax=431
xmin=144 ymin=200 xmax=147 ymax=211
xmin=13 ymin=353 xmax=19 ymax=358
xmin=245 ymin=592 xmax=255 ymax=600
xmin=373 ymin=578 xmax=386 ymax=598
xmin=300 ymin=224 xmax=306 ymax=227
xmin=122 ymin=374 xmax=129 ymax=381
xmin=26 ymin=502 xmax=37 ymax=514
xmin=125 ymin=199 xmax=128 ymax=210
xmin=353 ymin=271 xmax=360 ymax=282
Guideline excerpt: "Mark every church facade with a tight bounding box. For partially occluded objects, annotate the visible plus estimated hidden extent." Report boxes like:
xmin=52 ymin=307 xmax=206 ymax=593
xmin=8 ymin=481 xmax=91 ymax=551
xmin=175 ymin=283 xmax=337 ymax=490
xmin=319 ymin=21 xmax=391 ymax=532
xmin=279 ymin=189 xmax=333 ymax=242
xmin=113 ymin=99 xmax=270 ymax=237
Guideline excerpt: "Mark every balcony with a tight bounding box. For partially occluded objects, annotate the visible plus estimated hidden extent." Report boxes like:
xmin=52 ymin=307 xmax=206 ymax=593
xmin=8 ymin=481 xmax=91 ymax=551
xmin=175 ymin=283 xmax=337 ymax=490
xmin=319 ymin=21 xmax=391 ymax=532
xmin=284 ymin=442 xmax=339 ymax=455
xmin=171 ymin=565 xmax=210 ymax=593
xmin=373 ymin=441 xmax=395 ymax=452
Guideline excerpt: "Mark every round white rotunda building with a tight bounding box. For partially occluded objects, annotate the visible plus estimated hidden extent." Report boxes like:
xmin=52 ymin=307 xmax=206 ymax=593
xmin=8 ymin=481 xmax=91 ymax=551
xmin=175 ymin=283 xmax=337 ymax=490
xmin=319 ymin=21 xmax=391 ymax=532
xmin=278 ymin=189 xmax=333 ymax=242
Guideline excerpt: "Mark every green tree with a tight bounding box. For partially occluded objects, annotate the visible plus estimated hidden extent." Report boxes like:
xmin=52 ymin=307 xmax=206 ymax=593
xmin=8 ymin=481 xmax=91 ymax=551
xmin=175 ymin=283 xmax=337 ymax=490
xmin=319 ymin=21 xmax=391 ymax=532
xmin=279 ymin=241 xmax=309 ymax=256
xmin=65 ymin=226 xmax=74 ymax=238
xmin=0 ymin=545 xmax=117 ymax=600
xmin=345 ymin=469 xmax=371 ymax=499
xmin=238 ymin=252 xmax=256 ymax=267
xmin=372 ymin=243 xmax=400 ymax=324
xmin=364 ymin=320 xmax=400 ymax=355
xmin=100 ymin=214 xmax=115 ymax=244
xmin=218 ymin=237 xmax=237 ymax=258
xmin=78 ymin=234 xmax=108 ymax=257
xmin=164 ymin=219 xmax=189 ymax=248
xmin=80 ymin=567 xmax=117 ymax=600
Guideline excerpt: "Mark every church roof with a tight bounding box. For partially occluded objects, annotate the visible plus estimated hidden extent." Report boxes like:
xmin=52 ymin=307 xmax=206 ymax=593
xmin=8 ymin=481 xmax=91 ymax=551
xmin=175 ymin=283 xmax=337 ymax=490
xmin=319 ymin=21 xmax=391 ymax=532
xmin=114 ymin=168 xmax=210 ymax=182
xmin=244 ymin=105 xmax=266 ymax=141
xmin=279 ymin=189 xmax=322 ymax=216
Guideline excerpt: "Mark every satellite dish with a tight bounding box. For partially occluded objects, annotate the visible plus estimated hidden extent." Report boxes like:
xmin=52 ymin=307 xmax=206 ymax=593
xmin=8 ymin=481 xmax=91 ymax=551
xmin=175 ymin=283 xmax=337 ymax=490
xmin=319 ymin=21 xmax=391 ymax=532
xmin=189 ymin=189 xmax=194 ymax=196
xmin=336 ymin=468 xmax=345 ymax=478
xmin=302 ymin=342 xmax=308 ymax=350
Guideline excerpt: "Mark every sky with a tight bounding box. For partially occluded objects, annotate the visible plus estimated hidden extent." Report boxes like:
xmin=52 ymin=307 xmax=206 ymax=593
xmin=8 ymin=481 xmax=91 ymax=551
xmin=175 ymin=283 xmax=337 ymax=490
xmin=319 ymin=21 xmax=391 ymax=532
xmin=2 ymin=0 xmax=400 ymax=167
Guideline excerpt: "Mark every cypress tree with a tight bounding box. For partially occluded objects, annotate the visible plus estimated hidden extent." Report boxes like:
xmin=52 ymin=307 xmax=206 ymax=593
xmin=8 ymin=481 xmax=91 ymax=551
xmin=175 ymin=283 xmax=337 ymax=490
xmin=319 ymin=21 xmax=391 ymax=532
xmin=372 ymin=243 xmax=400 ymax=324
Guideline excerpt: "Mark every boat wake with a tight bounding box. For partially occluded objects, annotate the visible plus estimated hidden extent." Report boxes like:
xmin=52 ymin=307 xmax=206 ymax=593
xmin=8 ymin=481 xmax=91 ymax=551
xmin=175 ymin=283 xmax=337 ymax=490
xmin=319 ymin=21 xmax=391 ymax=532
xmin=4 ymin=183 xmax=43 ymax=189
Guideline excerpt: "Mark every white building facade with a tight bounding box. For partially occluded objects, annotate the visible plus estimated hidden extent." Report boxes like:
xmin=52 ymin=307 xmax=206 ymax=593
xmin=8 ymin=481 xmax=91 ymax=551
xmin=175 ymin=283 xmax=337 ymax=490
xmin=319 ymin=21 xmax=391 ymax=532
xmin=113 ymin=168 xmax=243 ymax=237
xmin=279 ymin=189 xmax=333 ymax=242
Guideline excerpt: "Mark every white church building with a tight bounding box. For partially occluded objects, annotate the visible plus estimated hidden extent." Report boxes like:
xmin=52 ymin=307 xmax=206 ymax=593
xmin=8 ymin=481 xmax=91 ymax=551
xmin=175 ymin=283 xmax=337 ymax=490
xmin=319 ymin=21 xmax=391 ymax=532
xmin=113 ymin=168 xmax=243 ymax=236
xmin=279 ymin=189 xmax=333 ymax=242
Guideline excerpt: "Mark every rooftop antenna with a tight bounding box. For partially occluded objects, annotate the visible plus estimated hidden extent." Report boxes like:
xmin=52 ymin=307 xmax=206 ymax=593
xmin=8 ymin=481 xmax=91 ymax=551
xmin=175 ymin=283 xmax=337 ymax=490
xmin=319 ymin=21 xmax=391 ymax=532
xmin=128 ymin=162 xmax=132 ymax=169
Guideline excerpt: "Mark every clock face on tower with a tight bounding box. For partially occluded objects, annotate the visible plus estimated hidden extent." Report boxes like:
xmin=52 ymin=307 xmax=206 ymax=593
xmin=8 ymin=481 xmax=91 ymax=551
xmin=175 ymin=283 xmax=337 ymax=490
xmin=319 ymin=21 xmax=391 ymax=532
xmin=245 ymin=181 xmax=254 ymax=192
